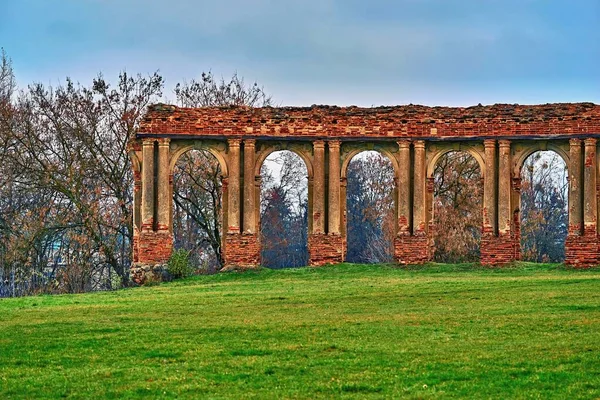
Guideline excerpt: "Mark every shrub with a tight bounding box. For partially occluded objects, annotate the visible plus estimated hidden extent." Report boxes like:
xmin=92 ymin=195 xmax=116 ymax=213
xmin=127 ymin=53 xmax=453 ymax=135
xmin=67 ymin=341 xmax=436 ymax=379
xmin=167 ymin=249 xmax=194 ymax=279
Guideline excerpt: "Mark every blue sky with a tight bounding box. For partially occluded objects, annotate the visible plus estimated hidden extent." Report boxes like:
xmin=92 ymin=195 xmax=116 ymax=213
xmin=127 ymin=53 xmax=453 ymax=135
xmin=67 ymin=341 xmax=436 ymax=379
xmin=1 ymin=0 xmax=598 ymax=106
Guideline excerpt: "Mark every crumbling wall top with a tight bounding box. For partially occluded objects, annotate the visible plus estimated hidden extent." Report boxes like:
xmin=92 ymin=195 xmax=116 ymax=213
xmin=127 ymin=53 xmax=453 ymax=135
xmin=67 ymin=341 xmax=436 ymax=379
xmin=138 ymin=102 xmax=600 ymax=140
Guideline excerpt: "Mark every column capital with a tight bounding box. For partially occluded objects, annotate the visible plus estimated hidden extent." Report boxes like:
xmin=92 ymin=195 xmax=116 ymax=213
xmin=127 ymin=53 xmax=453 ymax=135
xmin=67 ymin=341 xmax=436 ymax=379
xmin=498 ymin=139 xmax=511 ymax=149
xmin=569 ymin=138 xmax=582 ymax=146
xmin=228 ymin=138 xmax=242 ymax=147
xmin=397 ymin=139 xmax=411 ymax=149
xmin=142 ymin=139 xmax=155 ymax=147
xmin=157 ymin=138 xmax=170 ymax=147
xmin=483 ymin=139 xmax=496 ymax=148
xmin=584 ymin=137 xmax=597 ymax=147
xmin=413 ymin=140 xmax=426 ymax=149
xmin=313 ymin=140 xmax=325 ymax=149
xmin=328 ymin=140 xmax=341 ymax=149
xmin=244 ymin=138 xmax=256 ymax=147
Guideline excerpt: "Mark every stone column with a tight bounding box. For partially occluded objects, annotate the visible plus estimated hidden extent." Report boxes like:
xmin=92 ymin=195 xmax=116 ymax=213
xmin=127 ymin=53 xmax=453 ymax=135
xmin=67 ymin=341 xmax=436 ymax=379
xmin=483 ymin=140 xmax=497 ymax=235
xmin=243 ymin=139 xmax=256 ymax=234
xmin=498 ymin=140 xmax=511 ymax=235
xmin=156 ymin=139 xmax=170 ymax=231
xmin=133 ymin=169 xmax=142 ymax=232
xmin=413 ymin=140 xmax=426 ymax=234
xmin=397 ymin=140 xmax=411 ymax=234
xmin=327 ymin=140 xmax=341 ymax=234
xmin=313 ymin=140 xmax=326 ymax=234
xmin=511 ymin=177 xmax=522 ymax=260
xmin=227 ymin=139 xmax=241 ymax=233
xmin=569 ymin=139 xmax=583 ymax=235
xmin=254 ymin=175 xmax=262 ymax=234
xmin=583 ymin=138 xmax=597 ymax=235
xmin=141 ymin=139 xmax=155 ymax=231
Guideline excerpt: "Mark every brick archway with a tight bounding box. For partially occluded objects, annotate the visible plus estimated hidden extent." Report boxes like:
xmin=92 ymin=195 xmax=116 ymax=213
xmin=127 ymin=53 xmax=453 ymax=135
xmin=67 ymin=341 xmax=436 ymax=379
xmin=130 ymin=102 xmax=600 ymax=282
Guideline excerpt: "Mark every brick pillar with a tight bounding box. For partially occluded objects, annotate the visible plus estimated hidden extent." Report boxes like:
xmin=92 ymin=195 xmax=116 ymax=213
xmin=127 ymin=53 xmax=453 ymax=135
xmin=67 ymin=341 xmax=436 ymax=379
xmin=141 ymin=139 xmax=155 ymax=231
xmin=243 ymin=139 xmax=257 ymax=234
xmin=397 ymin=140 xmax=411 ymax=235
xmin=483 ymin=140 xmax=497 ymax=235
xmin=310 ymin=140 xmax=345 ymax=265
xmin=156 ymin=139 xmax=171 ymax=232
xmin=566 ymin=138 xmax=597 ymax=267
xmin=413 ymin=140 xmax=426 ymax=234
xmin=583 ymin=138 xmax=597 ymax=235
xmin=309 ymin=140 xmax=336 ymax=265
xmin=222 ymin=138 xmax=258 ymax=269
xmin=395 ymin=140 xmax=429 ymax=265
xmin=227 ymin=139 xmax=241 ymax=234
xmin=480 ymin=139 xmax=516 ymax=266
xmin=132 ymin=139 xmax=173 ymax=284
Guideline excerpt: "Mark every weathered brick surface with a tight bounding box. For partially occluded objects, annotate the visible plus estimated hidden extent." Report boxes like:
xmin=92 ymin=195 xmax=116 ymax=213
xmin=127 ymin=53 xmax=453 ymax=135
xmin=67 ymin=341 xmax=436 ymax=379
xmin=394 ymin=235 xmax=430 ymax=264
xmin=308 ymin=234 xmax=345 ymax=265
xmin=480 ymin=233 xmax=517 ymax=265
xmin=223 ymin=233 xmax=260 ymax=267
xmin=565 ymin=233 xmax=599 ymax=267
xmin=139 ymin=103 xmax=600 ymax=140
xmin=137 ymin=230 xmax=173 ymax=264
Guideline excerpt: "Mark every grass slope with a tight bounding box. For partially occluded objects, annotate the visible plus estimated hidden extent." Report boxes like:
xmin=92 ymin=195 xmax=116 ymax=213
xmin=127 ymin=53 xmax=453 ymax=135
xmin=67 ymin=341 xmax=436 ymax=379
xmin=1 ymin=263 xmax=599 ymax=399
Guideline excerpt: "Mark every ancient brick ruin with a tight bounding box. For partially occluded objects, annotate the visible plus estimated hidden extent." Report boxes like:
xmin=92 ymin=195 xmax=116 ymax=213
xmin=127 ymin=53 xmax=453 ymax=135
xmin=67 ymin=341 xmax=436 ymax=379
xmin=129 ymin=102 xmax=600 ymax=282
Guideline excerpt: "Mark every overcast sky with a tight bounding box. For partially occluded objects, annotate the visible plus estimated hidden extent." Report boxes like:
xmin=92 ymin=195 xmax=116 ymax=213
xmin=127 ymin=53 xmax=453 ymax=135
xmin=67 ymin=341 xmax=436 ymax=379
xmin=1 ymin=0 xmax=598 ymax=106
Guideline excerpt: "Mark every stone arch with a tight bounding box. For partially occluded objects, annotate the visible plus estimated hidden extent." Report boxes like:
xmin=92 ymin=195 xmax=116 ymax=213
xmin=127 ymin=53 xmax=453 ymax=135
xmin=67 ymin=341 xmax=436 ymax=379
xmin=170 ymin=144 xmax=229 ymax=269
xmin=513 ymin=142 xmax=569 ymax=177
xmin=342 ymin=148 xmax=398 ymax=263
xmin=341 ymin=147 xmax=400 ymax=180
xmin=254 ymin=143 xmax=314 ymax=179
xmin=517 ymin=148 xmax=569 ymax=263
xmin=169 ymin=143 xmax=229 ymax=178
xmin=257 ymin=149 xmax=310 ymax=268
xmin=429 ymin=149 xmax=484 ymax=262
xmin=255 ymin=143 xmax=314 ymax=234
xmin=426 ymin=145 xmax=485 ymax=178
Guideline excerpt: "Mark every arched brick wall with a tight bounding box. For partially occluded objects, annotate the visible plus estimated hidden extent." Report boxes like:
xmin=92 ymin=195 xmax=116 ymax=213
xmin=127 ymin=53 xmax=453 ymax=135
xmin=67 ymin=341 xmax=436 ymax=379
xmin=130 ymin=102 xmax=600 ymax=282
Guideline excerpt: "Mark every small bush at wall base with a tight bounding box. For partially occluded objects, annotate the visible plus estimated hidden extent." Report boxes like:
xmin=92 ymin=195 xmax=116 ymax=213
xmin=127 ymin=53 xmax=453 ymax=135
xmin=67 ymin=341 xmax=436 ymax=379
xmin=167 ymin=249 xmax=194 ymax=279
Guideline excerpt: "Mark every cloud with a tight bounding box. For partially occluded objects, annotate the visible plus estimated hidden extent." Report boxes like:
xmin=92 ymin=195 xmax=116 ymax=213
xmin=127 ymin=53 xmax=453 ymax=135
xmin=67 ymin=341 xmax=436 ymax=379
xmin=4 ymin=0 xmax=599 ymax=106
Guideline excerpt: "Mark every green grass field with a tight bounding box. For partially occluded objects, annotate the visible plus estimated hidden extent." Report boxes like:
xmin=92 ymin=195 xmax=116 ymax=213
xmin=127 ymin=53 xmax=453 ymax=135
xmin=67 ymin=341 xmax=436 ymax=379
xmin=1 ymin=263 xmax=599 ymax=399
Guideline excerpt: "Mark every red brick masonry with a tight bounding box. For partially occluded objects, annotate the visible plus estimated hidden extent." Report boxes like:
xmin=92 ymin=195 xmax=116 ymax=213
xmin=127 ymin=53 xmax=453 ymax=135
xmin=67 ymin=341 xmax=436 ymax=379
xmin=139 ymin=103 xmax=600 ymax=140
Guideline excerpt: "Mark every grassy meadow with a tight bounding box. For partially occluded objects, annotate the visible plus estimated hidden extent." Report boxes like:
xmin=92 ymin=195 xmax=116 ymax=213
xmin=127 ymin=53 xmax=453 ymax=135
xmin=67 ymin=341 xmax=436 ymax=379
xmin=1 ymin=263 xmax=599 ymax=399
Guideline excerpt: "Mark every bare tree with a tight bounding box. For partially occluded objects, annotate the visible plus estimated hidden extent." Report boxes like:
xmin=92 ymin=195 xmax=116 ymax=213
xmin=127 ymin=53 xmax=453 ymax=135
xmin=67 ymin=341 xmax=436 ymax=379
xmin=172 ymin=72 xmax=272 ymax=269
xmin=520 ymin=152 xmax=568 ymax=262
xmin=346 ymin=152 xmax=396 ymax=264
xmin=172 ymin=150 xmax=223 ymax=271
xmin=432 ymin=151 xmax=483 ymax=263
xmin=1 ymin=70 xmax=163 ymax=295
xmin=260 ymin=151 xmax=308 ymax=268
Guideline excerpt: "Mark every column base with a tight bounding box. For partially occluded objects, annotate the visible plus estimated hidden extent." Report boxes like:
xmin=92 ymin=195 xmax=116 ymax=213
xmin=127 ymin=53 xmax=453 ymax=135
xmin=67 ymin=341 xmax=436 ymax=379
xmin=308 ymin=234 xmax=345 ymax=266
xmin=565 ymin=234 xmax=599 ymax=268
xmin=130 ymin=230 xmax=173 ymax=284
xmin=137 ymin=230 xmax=173 ymax=264
xmin=223 ymin=233 xmax=260 ymax=270
xmin=130 ymin=262 xmax=169 ymax=285
xmin=394 ymin=234 xmax=430 ymax=264
xmin=480 ymin=233 xmax=516 ymax=265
